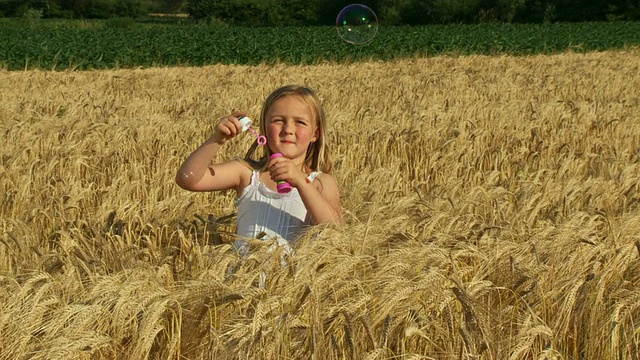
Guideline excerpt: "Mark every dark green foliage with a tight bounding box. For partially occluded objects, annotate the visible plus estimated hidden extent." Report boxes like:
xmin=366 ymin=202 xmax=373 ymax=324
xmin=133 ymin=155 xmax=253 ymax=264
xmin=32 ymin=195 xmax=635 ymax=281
xmin=187 ymin=0 xmax=322 ymax=26
xmin=0 ymin=0 xmax=639 ymax=22
xmin=606 ymin=0 xmax=640 ymax=20
xmin=0 ymin=0 xmax=149 ymax=18
xmin=552 ymin=0 xmax=608 ymax=22
xmin=314 ymin=0 xmax=378 ymax=25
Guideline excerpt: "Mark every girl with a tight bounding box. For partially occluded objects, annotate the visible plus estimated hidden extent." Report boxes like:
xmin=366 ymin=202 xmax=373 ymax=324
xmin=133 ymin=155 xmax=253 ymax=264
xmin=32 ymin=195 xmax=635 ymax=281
xmin=176 ymin=85 xmax=342 ymax=252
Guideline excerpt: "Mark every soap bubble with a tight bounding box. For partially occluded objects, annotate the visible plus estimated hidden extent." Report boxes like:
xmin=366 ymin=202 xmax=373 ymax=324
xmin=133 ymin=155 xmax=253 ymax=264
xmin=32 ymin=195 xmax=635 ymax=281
xmin=336 ymin=4 xmax=378 ymax=45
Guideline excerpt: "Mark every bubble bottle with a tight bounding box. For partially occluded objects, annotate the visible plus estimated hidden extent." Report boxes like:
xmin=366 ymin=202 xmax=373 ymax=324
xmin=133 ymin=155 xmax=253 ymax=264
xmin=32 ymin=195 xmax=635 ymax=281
xmin=268 ymin=153 xmax=292 ymax=193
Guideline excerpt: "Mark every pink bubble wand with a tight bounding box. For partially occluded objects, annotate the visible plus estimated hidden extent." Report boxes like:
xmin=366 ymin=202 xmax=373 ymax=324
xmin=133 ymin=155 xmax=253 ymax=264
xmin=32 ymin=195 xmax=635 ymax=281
xmin=238 ymin=117 xmax=292 ymax=193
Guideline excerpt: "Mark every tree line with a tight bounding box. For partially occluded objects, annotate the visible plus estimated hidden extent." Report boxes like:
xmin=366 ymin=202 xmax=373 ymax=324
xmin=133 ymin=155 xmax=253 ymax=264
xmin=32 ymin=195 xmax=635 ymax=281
xmin=0 ymin=0 xmax=184 ymax=18
xmin=1 ymin=0 xmax=638 ymax=24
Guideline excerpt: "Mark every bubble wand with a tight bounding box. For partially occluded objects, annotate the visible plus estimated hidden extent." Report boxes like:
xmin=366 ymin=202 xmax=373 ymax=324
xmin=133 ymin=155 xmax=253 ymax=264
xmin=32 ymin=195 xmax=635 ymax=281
xmin=238 ymin=116 xmax=292 ymax=194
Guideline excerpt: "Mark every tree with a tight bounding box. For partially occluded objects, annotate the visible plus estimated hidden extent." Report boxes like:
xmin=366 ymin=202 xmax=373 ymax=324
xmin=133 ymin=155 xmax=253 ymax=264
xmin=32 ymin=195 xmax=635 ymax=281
xmin=314 ymin=0 xmax=378 ymax=25
xmin=161 ymin=0 xmax=187 ymax=12
xmin=400 ymin=0 xmax=437 ymax=24
xmin=552 ymin=0 xmax=609 ymax=21
xmin=187 ymin=0 xmax=231 ymax=21
xmin=607 ymin=0 xmax=640 ymax=20
xmin=265 ymin=0 xmax=321 ymax=25
xmin=429 ymin=0 xmax=485 ymax=23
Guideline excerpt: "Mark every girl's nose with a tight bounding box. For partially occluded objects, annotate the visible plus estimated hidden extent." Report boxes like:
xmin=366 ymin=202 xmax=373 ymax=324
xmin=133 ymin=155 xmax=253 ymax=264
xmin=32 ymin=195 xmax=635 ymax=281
xmin=282 ymin=120 xmax=295 ymax=134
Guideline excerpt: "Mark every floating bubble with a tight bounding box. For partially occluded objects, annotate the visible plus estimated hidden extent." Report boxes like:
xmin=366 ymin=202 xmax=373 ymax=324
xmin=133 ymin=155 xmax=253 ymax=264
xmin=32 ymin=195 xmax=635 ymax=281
xmin=336 ymin=4 xmax=378 ymax=45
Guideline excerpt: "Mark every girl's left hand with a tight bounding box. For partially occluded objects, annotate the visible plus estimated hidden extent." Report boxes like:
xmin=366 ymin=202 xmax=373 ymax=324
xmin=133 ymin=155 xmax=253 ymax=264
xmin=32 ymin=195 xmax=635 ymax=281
xmin=268 ymin=156 xmax=307 ymax=188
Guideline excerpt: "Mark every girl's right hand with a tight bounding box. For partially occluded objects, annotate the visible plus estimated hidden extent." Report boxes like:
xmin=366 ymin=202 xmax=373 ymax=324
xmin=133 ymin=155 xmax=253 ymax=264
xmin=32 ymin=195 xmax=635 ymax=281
xmin=213 ymin=111 xmax=248 ymax=145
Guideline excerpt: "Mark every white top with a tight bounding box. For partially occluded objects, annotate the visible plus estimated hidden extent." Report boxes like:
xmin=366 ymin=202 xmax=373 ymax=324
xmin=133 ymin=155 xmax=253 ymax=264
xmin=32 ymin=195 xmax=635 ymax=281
xmin=235 ymin=170 xmax=321 ymax=246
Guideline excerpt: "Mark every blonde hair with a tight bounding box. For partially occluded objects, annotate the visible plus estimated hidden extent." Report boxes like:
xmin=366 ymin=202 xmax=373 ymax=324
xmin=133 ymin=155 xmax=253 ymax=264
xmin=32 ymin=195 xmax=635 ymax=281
xmin=244 ymin=85 xmax=332 ymax=174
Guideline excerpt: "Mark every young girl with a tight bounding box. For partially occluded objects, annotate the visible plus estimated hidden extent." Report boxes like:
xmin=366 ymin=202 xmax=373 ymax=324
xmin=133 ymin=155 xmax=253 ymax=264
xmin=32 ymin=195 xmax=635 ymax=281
xmin=175 ymin=85 xmax=342 ymax=253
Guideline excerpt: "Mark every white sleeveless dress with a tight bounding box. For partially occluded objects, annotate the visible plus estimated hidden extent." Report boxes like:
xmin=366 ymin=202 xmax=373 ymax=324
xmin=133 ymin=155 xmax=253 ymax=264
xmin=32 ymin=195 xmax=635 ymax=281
xmin=234 ymin=170 xmax=321 ymax=253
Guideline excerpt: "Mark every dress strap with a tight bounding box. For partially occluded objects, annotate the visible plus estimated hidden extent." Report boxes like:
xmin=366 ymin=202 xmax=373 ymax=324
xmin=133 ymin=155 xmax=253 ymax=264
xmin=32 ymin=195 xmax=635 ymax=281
xmin=251 ymin=170 xmax=261 ymax=185
xmin=307 ymin=171 xmax=321 ymax=182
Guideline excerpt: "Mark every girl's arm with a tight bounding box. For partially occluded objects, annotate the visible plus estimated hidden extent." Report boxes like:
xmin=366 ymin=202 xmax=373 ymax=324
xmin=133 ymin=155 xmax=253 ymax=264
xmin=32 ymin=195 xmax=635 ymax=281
xmin=175 ymin=113 xmax=251 ymax=195
xmin=268 ymin=157 xmax=342 ymax=225
xmin=296 ymin=173 xmax=343 ymax=225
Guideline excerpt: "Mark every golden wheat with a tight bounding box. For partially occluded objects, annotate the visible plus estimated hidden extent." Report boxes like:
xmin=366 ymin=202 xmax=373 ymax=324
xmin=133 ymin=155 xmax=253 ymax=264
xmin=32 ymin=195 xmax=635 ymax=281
xmin=1 ymin=48 xmax=640 ymax=359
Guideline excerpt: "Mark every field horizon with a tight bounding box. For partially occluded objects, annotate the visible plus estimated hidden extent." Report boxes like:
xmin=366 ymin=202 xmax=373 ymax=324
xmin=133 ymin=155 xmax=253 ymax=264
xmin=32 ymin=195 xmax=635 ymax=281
xmin=1 ymin=48 xmax=639 ymax=359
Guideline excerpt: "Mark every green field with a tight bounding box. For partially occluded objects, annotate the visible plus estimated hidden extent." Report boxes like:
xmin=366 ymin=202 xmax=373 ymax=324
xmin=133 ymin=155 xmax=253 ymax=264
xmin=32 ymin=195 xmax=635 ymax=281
xmin=2 ymin=20 xmax=640 ymax=70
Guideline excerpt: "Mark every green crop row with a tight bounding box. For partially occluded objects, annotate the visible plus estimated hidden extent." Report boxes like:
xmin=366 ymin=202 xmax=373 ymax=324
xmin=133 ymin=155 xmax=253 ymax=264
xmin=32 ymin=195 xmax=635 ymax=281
xmin=1 ymin=21 xmax=640 ymax=71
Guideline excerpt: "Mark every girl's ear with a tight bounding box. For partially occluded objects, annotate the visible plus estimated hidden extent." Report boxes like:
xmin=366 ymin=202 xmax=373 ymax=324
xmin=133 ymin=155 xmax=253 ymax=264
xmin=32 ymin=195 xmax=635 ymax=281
xmin=312 ymin=126 xmax=319 ymax=143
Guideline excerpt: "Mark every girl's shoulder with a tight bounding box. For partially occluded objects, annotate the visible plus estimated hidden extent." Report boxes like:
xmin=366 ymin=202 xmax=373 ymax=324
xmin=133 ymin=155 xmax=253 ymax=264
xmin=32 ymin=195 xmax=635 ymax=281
xmin=313 ymin=172 xmax=339 ymax=193
xmin=234 ymin=158 xmax=255 ymax=171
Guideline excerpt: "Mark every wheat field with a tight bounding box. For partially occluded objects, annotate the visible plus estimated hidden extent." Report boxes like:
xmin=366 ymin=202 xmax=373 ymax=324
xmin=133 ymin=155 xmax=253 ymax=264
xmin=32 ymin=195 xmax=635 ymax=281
xmin=1 ymin=48 xmax=639 ymax=359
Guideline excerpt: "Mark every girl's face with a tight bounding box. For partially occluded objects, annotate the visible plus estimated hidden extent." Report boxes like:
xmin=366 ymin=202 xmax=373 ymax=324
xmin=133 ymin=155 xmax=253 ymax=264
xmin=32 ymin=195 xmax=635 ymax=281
xmin=265 ymin=95 xmax=318 ymax=165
